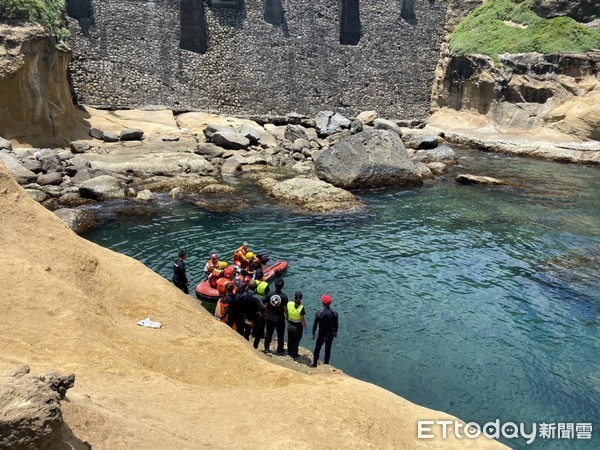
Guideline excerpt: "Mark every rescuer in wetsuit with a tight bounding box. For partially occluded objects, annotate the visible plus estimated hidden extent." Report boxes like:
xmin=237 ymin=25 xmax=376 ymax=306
xmin=311 ymin=294 xmax=338 ymax=367
xmin=264 ymin=279 xmax=288 ymax=354
xmin=172 ymin=249 xmax=189 ymax=294
xmin=240 ymin=281 xmax=265 ymax=348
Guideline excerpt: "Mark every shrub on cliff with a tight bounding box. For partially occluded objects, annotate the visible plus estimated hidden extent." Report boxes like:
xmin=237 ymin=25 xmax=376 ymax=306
xmin=450 ymin=0 xmax=600 ymax=60
xmin=0 ymin=0 xmax=69 ymax=41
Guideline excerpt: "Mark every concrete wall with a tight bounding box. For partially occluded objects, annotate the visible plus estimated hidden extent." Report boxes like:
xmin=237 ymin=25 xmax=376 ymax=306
xmin=67 ymin=0 xmax=447 ymax=119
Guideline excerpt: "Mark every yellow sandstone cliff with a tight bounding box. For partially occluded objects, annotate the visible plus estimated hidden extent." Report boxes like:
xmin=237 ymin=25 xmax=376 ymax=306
xmin=0 ymin=162 xmax=505 ymax=448
xmin=0 ymin=24 xmax=84 ymax=147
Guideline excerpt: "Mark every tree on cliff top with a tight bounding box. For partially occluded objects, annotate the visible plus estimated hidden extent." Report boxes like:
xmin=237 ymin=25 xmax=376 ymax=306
xmin=450 ymin=0 xmax=600 ymax=60
xmin=0 ymin=0 xmax=69 ymax=41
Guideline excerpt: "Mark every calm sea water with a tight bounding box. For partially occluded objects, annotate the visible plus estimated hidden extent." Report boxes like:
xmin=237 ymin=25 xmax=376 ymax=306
xmin=83 ymin=148 xmax=599 ymax=448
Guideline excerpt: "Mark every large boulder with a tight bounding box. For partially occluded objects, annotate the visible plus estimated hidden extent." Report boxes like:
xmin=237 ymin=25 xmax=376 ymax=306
xmin=314 ymin=111 xmax=352 ymax=136
xmin=329 ymin=112 xmax=352 ymax=130
xmin=0 ymin=153 xmax=38 ymax=184
xmin=202 ymin=125 xmax=233 ymax=141
xmin=53 ymin=208 xmax=95 ymax=234
xmin=284 ymin=124 xmax=309 ymax=143
xmin=356 ymin=110 xmax=378 ymax=125
xmin=25 ymin=188 xmax=49 ymax=203
xmin=237 ymin=124 xmax=261 ymax=145
xmin=412 ymin=146 xmax=458 ymax=165
xmin=69 ymin=141 xmax=91 ymax=154
xmin=37 ymin=172 xmax=63 ymax=186
xmin=120 ymin=128 xmax=144 ymax=141
xmin=314 ymin=129 xmax=423 ymax=189
xmin=532 ymin=0 xmax=599 ymax=22
xmin=260 ymin=177 xmax=360 ymax=212
xmin=196 ymin=143 xmax=226 ymax=158
xmin=373 ymin=118 xmax=402 ymax=136
xmin=221 ymin=158 xmax=242 ymax=176
xmin=211 ymin=131 xmax=250 ymax=150
xmin=22 ymin=158 xmax=43 ymax=173
xmin=79 ymin=175 xmax=125 ymax=200
xmin=0 ymin=136 xmax=12 ymax=151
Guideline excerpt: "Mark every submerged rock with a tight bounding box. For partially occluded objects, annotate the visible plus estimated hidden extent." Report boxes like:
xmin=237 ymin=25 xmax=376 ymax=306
xmin=455 ymin=174 xmax=515 ymax=186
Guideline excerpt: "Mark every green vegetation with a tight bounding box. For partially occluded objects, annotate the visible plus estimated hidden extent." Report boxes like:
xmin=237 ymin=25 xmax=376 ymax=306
xmin=450 ymin=0 xmax=600 ymax=60
xmin=0 ymin=0 xmax=70 ymax=41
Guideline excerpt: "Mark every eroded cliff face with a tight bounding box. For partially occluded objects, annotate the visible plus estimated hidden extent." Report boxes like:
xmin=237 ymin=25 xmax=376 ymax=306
xmin=430 ymin=2 xmax=600 ymax=144
xmin=0 ymin=24 xmax=83 ymax=147
xmin=431 ymin=52 xmax=600 ymax=140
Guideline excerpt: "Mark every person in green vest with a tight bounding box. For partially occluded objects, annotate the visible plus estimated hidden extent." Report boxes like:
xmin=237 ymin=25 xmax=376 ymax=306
xmin=286 ymin=291 xmax=307 ymax=358
xmin=255 ymin=269 xmax=270 ymax=301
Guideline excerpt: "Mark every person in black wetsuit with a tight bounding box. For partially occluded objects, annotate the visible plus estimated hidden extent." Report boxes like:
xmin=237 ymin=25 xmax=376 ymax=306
xmin=264 ymin=279 xmax=288 ymax=354
xmin=172 ymin=249 xmax=189 ymax=293
xmin=223 ymin=282 xmax=243 ymax=335
xmin=311 ymin=294 xmax=338 ymax=367
xmin=240 ymin=281 xmax=265 ymax=348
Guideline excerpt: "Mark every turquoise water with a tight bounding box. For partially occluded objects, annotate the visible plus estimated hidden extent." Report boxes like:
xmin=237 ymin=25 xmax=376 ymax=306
xmin=83 ymin=148 xmax=599 ymax=448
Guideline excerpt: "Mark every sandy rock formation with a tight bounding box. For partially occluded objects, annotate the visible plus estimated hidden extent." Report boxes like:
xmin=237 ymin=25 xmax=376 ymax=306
xmin=0 ymin=365 xmax=88 ymax=449
xmin=430 ymin=0 xmax=600 ymax=163
xmin=0 ymin=161 xmax=505 ymax=449
xmin=0 ymin=25 xmax=85 ymax=147
xmin=430 ymin=52 xmax=600 ymax=163
xmin=259 ymin=177 xmax=361 ymax=212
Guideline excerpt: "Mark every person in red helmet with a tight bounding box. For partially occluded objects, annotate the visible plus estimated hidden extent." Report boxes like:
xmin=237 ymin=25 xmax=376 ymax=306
xmin=311 ymin=294 xmax=338 ymax=367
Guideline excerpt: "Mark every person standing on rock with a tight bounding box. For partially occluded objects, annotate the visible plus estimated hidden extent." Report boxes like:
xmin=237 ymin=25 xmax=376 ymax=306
xmin=172 ymin=249 xmax=189 ymax=294
xmin=311 ymin=294 xmax=338 ymax=367
xmin=287 ymin=291 xmax=307 ymax=358
xmin=264 ymin=279 xmax=288 ymax=354
xmin=240 ymin=281 xmax=265 ymax=348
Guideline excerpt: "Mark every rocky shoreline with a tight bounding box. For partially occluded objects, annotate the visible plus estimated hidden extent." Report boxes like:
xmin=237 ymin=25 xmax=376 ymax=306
xmin=1 ymin=107 xmax=464 ymax=232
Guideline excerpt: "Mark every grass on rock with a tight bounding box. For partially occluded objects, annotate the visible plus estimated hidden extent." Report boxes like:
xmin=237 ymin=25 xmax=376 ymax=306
xmin=450 ymin=0 xmax=600 ymax=60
